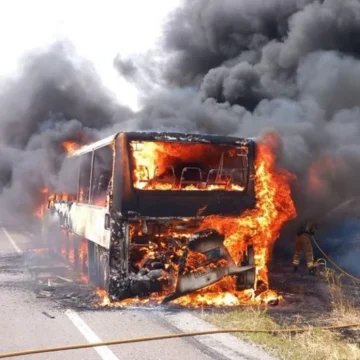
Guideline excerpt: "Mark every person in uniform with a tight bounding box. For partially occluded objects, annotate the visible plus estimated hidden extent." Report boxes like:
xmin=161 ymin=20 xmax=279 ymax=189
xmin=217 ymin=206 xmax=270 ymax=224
xmin=293 ymin=220 xmax=317 ymax=275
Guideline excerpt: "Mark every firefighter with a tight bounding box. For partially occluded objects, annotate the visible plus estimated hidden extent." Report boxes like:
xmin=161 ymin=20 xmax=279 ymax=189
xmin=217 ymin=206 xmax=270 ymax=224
xmin=293 ymin=221 xmax=317 ymax=275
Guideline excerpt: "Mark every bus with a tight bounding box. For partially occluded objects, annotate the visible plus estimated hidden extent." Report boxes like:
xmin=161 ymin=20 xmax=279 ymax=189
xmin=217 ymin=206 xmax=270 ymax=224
xmin=42 ymin=131 xmax=257 ymax=302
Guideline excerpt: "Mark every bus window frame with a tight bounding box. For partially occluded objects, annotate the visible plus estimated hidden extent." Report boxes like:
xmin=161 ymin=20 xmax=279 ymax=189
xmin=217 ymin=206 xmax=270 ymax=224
xmin=127 ymin=140 xmax=251 ymax=193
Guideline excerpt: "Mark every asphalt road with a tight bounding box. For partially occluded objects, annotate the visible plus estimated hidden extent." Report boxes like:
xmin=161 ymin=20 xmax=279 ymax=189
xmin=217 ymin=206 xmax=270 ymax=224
xmin=0 ymin=226 xmax=216 ymax=360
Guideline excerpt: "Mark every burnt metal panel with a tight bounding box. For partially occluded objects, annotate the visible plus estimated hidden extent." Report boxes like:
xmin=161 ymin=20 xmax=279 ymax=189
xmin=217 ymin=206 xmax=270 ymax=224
xmin=125 ymin=131 xmax=254 ymax=146
xmin=124 ymin=192 xmax=255 ymax=218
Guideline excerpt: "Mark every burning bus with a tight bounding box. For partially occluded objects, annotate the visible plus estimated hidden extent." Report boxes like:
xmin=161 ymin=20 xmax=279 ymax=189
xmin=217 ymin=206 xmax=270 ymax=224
xmin=42 ymin=131 xmax=295 ymax=305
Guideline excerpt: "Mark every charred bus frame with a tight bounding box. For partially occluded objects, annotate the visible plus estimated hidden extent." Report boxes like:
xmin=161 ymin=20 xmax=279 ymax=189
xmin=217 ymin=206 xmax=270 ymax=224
xmin=43 ymin=132 xmax=258 ymax=301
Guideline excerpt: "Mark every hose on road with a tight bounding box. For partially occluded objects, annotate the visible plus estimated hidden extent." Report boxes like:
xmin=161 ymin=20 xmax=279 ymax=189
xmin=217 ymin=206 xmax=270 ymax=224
xmin=311 ymin=235 xmax=360 ymax=282
xmin=1 ymin=323 xmax=360 ymax=359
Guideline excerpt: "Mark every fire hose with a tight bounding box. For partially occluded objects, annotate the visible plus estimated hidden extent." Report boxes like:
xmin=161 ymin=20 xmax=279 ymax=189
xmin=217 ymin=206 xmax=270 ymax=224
xmin=313 ymin=197 xmax=360 ymax=282
xmin=0 ymin=323 xmax=360 ymax=359
xmin=311 ymin=235 xmax=360 ymax=282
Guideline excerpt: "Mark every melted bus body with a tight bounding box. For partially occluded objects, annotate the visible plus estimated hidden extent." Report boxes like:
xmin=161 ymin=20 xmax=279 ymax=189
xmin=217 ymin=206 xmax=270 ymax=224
xmin=43 ymin=132 xmax=257 ymax=301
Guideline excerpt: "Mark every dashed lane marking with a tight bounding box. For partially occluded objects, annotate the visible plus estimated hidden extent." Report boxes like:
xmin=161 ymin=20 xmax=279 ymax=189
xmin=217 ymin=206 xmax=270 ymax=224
xmin=2 ymin=227 xmax=22 ymax=255
xmin=2 ymin=227 xmax=119 ymax=360
xmin=65 ymin=309 xmax=119 ymax=360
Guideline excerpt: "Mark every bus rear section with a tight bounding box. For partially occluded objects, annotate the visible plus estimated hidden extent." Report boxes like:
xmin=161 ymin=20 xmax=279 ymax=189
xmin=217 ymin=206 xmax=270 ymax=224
xmin=43 ymin=132 xmax=257 ymax=302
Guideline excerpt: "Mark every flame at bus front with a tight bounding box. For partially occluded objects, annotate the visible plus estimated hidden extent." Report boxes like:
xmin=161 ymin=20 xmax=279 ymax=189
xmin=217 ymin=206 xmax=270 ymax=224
xmin=96 ymin=134 xmax=296 ymax=308
xmin=173 ymin=137 xmax=296 ymax=306
xmin=202 ymin=138 xmax=296 ymax=280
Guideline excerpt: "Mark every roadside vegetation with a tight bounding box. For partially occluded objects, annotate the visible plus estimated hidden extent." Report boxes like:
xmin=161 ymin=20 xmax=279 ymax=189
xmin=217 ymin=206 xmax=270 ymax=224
xmin=203 ymin=269 xmax=360 ymax=360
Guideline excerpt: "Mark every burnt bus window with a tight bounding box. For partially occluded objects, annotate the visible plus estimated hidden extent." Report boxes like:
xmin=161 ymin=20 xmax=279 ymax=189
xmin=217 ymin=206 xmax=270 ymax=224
xmin=55 ymin=156 xmax=80 ymax=198
xmin=90 ymin=145 xmax=113 ymax=206
xmin=130 ymin=141 xmax=249 ymax=191
xmin=78 ymin=153 xmax=92 ymax=203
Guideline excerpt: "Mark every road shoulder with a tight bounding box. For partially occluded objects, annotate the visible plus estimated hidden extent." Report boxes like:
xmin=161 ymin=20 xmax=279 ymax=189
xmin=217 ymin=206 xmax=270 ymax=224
xmin=158 ymin=310 xmax=278 ymax=360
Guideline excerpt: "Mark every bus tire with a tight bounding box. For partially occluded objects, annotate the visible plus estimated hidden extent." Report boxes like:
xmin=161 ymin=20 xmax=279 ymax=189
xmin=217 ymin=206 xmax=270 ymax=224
xmin=99 ymin=252 xmax=110 ymax=289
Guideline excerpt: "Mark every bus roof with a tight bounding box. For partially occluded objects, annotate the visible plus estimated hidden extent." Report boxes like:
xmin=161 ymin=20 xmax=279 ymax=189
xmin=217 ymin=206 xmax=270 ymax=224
xmin=70 ymin=131 xmax=254 ymax=157
xmin=70 ymin=133 xmax=119 ymax=157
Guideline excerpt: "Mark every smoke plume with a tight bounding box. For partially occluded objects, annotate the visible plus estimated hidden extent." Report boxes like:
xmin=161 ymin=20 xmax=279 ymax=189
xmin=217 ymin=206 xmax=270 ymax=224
xmin=0 ymin=41 xmax=133 ymax=222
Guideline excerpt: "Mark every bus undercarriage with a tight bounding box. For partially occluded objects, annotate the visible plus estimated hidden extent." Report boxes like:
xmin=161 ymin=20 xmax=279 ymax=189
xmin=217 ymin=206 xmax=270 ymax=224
xmin=44 ymin=210 xmax=256 ymax=302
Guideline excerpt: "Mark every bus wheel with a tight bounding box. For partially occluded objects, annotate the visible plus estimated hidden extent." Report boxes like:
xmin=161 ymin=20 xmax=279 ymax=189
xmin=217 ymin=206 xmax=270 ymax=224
xmin=88 ymin=242 xmax=97 ymax=284
xmin=93 ymin=245 xmax=110 ymax=290
xmin=99 ymin=252 xmax=110 ymax=289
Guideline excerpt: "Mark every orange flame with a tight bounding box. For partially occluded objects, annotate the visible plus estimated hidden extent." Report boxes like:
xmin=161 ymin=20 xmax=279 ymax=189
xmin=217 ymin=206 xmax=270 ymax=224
xmin=79 ymin=239 xmax=89 ymax=283
xmin=62 ymin=141 xmax=80 ymax=155
xmin=308 ymin=153 xmax=345 ymax=195
xmin=172 ymin=138 xmax=296 ymax=306
xmin=130 ymin=141 xmax=247 ymax=191
xmin=201 ymin=139 xmax=296 ymax=276
xmin=34 ymin=187 xmax=49 ymax=219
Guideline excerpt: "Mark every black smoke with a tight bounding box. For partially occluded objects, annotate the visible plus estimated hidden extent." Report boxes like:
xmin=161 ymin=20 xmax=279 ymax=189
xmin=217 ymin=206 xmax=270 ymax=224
xmin=0 ymin=41 xmax=133 ymax=222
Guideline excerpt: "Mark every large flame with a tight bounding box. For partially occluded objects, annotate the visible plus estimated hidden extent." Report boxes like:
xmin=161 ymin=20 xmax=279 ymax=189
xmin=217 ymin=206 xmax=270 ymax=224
xmin=130 ymin=141 xmax=247 ymax=191
xmin=173 ymin=137 xmax=296 ymax=306
xmin=96 ymin=134 xmax=296 ymax=308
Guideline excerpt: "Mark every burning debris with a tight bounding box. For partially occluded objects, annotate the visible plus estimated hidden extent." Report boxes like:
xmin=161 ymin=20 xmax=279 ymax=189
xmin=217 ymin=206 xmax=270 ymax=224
xmin=162 ymin=229 xmax=256 ymax=303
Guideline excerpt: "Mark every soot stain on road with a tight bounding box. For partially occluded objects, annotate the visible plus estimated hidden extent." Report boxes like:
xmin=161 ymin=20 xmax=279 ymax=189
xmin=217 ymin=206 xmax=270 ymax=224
xmin=0 ymin=254 xmax=24 ymax=274
xmin=0 ymin=253 xmax=31 ymax=291
xmin=20 ymin=248 xmax=357 ymax=318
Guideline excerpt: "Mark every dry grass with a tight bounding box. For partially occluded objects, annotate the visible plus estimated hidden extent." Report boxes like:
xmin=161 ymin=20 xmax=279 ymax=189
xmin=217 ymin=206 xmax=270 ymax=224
xmin=324 ymin=269 xmax=356 ymax=311
xmin=201 ymin=264 xmax=360 ymax=359
xmin=323 ymin=268 xmax=360 ymax=330
xmin=203 ymin=269 xmax=360 ymax=360
xmin=203 ymin=307 xmax=360 ymax=360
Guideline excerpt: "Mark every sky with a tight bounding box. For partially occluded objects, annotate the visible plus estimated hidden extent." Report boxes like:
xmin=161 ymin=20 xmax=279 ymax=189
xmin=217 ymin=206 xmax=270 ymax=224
xmin=0 ymin=0 xmax=182 ymax=110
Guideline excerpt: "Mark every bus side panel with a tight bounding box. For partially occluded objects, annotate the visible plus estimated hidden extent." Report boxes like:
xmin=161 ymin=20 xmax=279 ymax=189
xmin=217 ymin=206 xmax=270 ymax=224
xmin=69 ymin=203 xmax=111 ymax=250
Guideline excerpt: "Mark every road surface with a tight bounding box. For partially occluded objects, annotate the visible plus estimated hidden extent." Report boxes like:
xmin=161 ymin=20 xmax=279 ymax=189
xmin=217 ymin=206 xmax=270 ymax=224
xmin=0 ymin=226 xmax=276 ymax=360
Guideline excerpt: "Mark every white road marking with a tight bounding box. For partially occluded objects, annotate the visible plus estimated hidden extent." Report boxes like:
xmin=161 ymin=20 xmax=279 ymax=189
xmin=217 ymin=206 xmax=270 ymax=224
xmin=65 ymin=309 xmax=119 ymax=360
xmin=25 ymin=231 xmax=34 ymax=238
xmin=159 ymin=311 xmax=278 ymax=360
xmin=2 ymin=227 xmax=268 ymax=359
xmin=2 ymin=227 xmax=22 ymax=254
xmin=56 ymin=275 xmax=73 ymax=283
xmin=2 ymin=227 xmax=117 ymax=359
